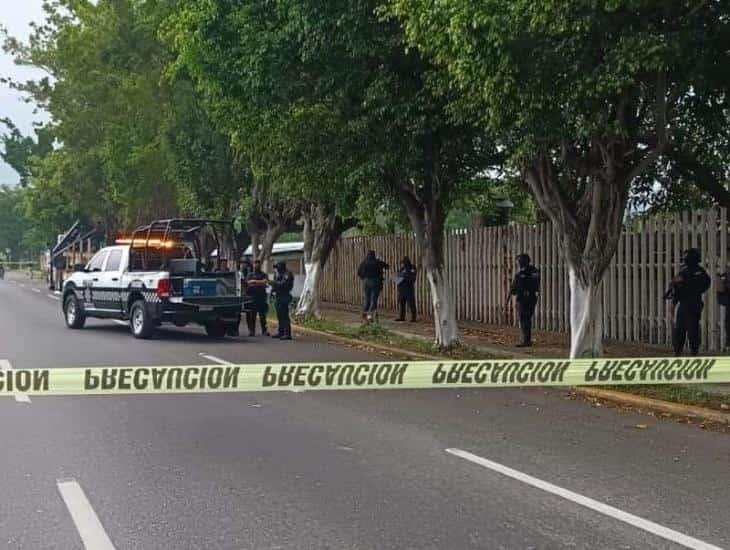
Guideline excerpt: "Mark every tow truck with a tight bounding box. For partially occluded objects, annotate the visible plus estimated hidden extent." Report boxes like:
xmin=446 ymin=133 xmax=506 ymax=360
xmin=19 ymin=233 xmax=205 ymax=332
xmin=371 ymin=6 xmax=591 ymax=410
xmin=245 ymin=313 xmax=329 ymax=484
xmin=61 ymin=219 xmax=243 ymax=339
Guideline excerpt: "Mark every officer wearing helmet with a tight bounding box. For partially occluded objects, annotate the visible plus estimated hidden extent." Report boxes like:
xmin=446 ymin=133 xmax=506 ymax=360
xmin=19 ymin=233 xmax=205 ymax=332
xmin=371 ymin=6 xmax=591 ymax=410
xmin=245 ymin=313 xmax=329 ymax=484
xmin=270 ymin=260 xmax=294 ymax=340
xmin=510 ymin=253 xmax=540 ymax=347
xmin=665 ymin=248 xmax=711 ymax=356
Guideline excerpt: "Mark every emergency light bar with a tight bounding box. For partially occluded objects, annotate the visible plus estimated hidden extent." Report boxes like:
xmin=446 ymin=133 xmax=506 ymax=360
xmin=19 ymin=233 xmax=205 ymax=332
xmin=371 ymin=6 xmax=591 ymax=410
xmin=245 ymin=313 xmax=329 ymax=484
xmin=115 ymin=238 xmax=177 ymax=248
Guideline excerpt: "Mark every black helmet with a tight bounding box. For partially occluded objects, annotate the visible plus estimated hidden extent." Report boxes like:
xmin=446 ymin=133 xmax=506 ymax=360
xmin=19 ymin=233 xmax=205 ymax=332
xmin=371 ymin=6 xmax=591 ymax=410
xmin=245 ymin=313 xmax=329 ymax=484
xmin=683 ymin=248 xmax=701 ymax=267
xmin=517 ymin=253 xmax=531 ymax=267
xmin=274 ymin=261 xmax=287 ymax=271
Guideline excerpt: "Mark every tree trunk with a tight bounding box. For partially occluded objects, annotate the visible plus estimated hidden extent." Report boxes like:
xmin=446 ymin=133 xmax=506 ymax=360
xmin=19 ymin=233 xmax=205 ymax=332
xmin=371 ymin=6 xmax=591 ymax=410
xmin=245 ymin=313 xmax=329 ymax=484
xmin=525 ymin=152 xmax=628 ymax=358
xmin=568 ymin=267 xmax=604 ymax=358
xmin=258 ymin=225 xmax=284 ymax=273
xmin=295 ymin=205 xmax=346 ymax=319
xmin=257 ymin=217 xmax=289 ymax=273
xmin=425 ymin=264 xmax=459 ymax=347
xmin=402 ymin=188 xmax=460 ymax=349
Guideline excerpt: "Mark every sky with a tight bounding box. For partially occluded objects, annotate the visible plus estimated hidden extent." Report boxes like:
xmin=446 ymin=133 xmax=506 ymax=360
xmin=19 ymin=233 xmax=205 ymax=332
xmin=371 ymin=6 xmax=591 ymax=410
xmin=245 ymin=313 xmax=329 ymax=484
xmin=0 ymin=0 xmax=49 ymax=186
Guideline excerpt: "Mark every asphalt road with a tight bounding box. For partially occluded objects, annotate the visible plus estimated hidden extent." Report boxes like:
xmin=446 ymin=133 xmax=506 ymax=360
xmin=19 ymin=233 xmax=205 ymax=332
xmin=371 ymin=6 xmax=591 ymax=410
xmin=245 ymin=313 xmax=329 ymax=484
xmin=0 ymin=275 xmax=728 ymax=550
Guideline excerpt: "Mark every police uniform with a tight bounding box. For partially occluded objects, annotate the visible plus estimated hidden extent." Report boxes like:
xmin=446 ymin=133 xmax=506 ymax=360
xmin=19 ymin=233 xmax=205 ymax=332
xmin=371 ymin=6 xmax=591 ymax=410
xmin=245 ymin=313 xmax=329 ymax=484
xmin=396 ymin=262 xmax=417 ymax=321
xmin=667 ymin=249 xmax=711 ymax=356
xmin=511 ymin=256 xmax=540 ymax=346
xmin=271 ymin=263 xmax=294 ymax=339
xmin=245 ymin=269 xmax=269 ymax=336
xmin=718 ymin=271 xmax=730 ymax=348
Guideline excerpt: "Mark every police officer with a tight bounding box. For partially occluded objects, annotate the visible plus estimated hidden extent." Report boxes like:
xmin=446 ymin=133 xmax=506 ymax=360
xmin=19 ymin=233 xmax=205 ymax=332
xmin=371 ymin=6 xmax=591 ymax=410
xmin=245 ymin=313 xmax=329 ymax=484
xmin=717 ymin=269 xmax=730 ymax=349
xmin=357 ymin=250 xmax=389 ymax=321
xmin=270 ymin=261 xmax=294 ymax=340
xmin=510 ymin=253 xmax=540 ymax=347
xmin=395 ymin=256 xmax=417 ymax=322
xmin=666 ymin=248 xmax=711 ymax=356
xmin=245 ymin=259 xmax=269 ymax=336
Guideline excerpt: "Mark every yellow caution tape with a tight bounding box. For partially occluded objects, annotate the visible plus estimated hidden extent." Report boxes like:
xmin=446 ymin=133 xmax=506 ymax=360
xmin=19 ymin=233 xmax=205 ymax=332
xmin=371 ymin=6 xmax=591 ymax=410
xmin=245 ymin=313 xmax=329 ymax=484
xmin=1 ymin=357 xmax=729 ymax=396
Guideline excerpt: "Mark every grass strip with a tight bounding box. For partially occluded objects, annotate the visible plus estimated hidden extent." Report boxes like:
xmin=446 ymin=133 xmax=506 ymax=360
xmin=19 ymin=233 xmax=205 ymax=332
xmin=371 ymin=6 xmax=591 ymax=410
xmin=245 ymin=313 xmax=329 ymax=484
xmin=298 ymin=316 xmax=730 ymax=412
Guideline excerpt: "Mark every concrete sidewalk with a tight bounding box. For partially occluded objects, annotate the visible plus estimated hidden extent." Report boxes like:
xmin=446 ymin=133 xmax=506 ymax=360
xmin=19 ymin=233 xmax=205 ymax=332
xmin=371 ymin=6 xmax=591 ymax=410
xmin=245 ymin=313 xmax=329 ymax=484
xmin=320 ymin=301 xmax=671 ymax=358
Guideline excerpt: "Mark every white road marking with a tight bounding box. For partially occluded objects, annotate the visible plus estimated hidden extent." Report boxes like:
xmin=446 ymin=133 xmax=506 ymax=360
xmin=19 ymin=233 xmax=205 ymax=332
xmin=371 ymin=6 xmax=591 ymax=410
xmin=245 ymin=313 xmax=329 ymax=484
xmin=19 ymin=283 xmax=25 ymax=288
xmin=48 ymin=294 xmax=61 ymax=300
xmin=57 ymin=479 xmax=116 ymax=550
xmin=32 ymin=288 xmax=41 ymax=293
xmin=112 ymin=320 xmax=128 ymax=326
xmin=196 ymin=353 xmax=307 ymax=392
xmin=54 ymin=290 xmax=62 ymax=295
xmin=0 ymin=359 xmax=31 ymax=403
xmin=198 ymin=352 xmax=232 ymax=365
xmin=445 ymin=448 xmax=722 ymax=550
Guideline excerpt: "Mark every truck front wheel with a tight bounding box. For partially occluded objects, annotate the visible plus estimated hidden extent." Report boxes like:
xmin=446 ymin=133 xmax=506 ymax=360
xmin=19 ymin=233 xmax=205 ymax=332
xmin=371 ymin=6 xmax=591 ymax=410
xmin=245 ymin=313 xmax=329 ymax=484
xmin=130 ymin=300 xmax=154 ymax=339
xmin=64 ymin=294 xmax=86 ymax=329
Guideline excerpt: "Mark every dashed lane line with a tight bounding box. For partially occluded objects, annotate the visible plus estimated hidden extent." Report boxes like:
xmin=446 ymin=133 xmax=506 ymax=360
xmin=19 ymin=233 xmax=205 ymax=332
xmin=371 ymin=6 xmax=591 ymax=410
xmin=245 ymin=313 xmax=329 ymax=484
xmin=198 ymin=352 xmax=233 ymax=365
xmin=32 ymin=288 xmax=41 ymax=293
xmin=57 ymin=479 xmax=116 ymax=550
xmin=445 ymin=448 xmax=722 ymax=550
xmin=0 ymin=359 xmax=31 ymax=403
xmin=198 ymin=352 xmax=304 ymax=392
xmin=112 ymin=320 xmax=128 ymax=326
xmin=48 ymin=294 xmax=61 ymax=300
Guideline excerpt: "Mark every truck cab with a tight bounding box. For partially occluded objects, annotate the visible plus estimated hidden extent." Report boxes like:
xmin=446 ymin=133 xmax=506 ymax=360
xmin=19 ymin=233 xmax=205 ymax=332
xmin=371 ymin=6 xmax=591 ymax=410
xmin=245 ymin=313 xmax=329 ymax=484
xmin=62 ymin=219 xmax=243 ymax=339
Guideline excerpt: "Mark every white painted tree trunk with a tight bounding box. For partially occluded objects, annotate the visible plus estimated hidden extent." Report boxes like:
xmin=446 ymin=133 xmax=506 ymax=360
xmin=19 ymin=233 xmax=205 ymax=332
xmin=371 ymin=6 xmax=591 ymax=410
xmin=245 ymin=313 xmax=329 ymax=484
xmin=568 ymin=267 xmax=603 ymax=358
xmin=295 ymin=261 xmax=322 ymax=318
xmin=426 ymin=266 xmax=460 ymax=349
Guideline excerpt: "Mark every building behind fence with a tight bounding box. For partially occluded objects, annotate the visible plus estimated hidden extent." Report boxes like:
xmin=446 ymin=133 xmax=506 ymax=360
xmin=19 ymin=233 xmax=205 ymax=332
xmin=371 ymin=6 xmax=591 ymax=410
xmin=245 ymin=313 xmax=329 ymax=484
xmin=320 ymin=207 xmax=730 ymax=352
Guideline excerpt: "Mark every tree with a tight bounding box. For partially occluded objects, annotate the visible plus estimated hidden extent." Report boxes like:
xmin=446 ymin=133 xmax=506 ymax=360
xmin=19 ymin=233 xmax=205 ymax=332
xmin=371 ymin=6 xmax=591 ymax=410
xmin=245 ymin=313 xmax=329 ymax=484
xmin=0 ymin=185 xmax=33 ymax=261
xmin=242 ymin=105 xmax=359 ymax=318
xmin=392 ymin=0 xmax=730 ymax=356
xmin=3 ymin=0 xmax=247 ymax=244
xmin=167 ymin=0 xmax=497 ymax=347
xmin=0 ymin=119 xmax=53 ymax=187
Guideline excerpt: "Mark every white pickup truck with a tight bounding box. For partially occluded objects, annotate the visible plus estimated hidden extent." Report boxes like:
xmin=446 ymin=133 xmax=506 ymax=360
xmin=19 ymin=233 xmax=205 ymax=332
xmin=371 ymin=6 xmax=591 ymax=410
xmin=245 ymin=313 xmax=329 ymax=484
xmin=62 ymin=243 xmax=242 ymax=339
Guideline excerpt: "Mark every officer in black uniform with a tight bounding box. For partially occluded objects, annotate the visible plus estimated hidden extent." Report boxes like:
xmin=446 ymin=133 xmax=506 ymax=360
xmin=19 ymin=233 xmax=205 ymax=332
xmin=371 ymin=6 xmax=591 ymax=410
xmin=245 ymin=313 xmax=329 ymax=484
xmin=245 ymin=259 xmax=269 ymax=336
xmin=510 ymin=253 xmax=540 ymax=347
xmin=665 ymin=248 xmax=711 ymax=356
xmin=270 ymin=261 xmax=294 ymax=340
xmin=395 ymin=256 xmax=417 ymax=322
xmin=717 ymin=269 xmax=730 ymax=349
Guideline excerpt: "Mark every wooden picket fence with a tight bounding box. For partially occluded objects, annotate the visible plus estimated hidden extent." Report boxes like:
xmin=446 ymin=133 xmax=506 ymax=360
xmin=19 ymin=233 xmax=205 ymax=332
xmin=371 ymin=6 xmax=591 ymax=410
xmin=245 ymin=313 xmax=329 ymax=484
xmin=320 ymin=207 xmax=730 ymax=352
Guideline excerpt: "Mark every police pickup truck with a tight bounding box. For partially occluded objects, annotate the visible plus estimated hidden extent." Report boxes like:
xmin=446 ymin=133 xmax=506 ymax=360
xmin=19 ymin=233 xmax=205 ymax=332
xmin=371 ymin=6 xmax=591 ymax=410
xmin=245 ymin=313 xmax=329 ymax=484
xmin=61 ymin=219 xmax=242 ymax=339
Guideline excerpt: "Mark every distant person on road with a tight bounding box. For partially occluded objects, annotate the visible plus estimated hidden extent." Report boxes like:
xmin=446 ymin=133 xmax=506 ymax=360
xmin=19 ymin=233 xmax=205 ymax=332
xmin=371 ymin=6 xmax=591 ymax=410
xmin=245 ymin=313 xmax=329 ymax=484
xmin=53 ymin=254 xmax=66 ymax=291
xmin=245 ymin=259 xmax=269 ymax=337
xmin=0 ymin=261 xmax=4 ymax=280
xmin=270 ymin=261 xmax=294 ymax=340
xmin=716 ymin=269 xmax=730 ymax=349
xmin=395 ymin=256 xmax=417 ymax=322
xmin=510 ymin=253 xmax=540 ymax=347
xmin=357 ymin=250 xmax=389 ymax=321
xmin=665 ymin=248 xmax=711 ymax=356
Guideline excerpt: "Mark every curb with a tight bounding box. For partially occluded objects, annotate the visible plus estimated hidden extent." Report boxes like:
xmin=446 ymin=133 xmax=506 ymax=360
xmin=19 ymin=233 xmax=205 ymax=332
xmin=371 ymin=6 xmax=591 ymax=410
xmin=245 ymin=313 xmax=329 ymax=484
xmin=284 ymin=321 xmax=730 ymax=426
xmin=273 ymin=320 xmax=437 ymax=360
xmin=574 ymin=387 xmax=730 ymax=425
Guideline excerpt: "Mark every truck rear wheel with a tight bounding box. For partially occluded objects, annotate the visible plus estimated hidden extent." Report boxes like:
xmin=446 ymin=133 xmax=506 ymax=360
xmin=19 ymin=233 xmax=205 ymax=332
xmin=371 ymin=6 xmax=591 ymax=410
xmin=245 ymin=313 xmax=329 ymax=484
xmin=64 ymin=294 xmax=86 ymax=329
xmin=205 ymin=322 xmax=227 ymax=338
xmin=130 ymin=300 xmax=154 ymax=339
